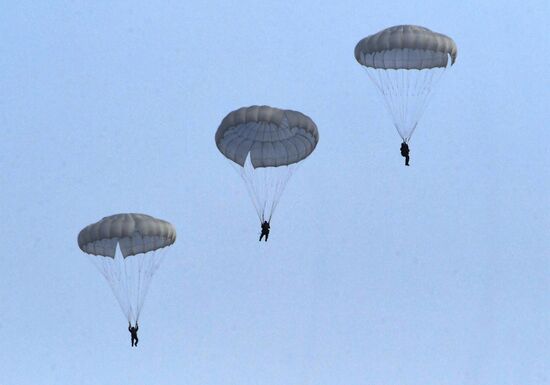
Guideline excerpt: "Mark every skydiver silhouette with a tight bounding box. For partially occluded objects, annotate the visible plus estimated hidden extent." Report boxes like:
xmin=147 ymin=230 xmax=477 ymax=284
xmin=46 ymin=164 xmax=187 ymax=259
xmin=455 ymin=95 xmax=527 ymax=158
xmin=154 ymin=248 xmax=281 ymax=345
xmin=128 ymin=322 xmax=139 ymax=347
xmin=400 ymin=141 xmax=410 ymax=166
xmin=259 ymin=220 xmax=270 ymax=242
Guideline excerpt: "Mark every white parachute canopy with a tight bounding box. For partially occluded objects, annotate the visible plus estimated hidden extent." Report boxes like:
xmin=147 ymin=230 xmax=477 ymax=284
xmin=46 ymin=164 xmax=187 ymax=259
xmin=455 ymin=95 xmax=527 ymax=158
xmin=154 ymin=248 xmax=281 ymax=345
xmin=355 ymin=25 xmax=457 ymax=142
xmin=215 ymin=105 xmax=319 ymax=223
xmin=78 ymin=213 xmax=176 ymax=325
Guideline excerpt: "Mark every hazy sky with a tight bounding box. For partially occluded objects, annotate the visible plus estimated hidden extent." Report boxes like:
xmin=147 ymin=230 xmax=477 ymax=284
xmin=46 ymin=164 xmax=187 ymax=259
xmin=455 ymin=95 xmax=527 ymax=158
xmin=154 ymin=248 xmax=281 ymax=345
xmin=1 ymin=1 xmax=548 ymax=384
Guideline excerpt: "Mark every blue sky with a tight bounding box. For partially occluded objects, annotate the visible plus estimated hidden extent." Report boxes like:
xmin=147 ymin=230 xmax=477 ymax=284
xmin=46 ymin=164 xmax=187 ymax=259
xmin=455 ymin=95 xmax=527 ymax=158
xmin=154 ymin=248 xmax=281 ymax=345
xmin=0 ymin=1 xmax=548 ymax=384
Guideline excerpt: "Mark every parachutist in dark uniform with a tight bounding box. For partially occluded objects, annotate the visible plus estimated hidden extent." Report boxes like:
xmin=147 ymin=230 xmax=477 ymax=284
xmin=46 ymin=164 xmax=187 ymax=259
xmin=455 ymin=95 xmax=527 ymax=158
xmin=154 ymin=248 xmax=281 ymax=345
xmin=259 ymin=221 xmax=270 ymax=242
xmin=128 ymin=322 xmax=139 ymax=347
xmin=400 ymin=142 xmax=410 ymax=166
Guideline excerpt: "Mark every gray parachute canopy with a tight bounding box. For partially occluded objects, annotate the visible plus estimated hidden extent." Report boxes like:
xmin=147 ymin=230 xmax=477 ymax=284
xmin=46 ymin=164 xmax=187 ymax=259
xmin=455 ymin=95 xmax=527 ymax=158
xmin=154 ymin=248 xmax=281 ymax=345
xmin=215 ymin=105 xmax=319 ymax=168
xmin=78 ymin=213 xmax=176 ymax=258
xmin=354 ymin=25 xmax=457 ymax=70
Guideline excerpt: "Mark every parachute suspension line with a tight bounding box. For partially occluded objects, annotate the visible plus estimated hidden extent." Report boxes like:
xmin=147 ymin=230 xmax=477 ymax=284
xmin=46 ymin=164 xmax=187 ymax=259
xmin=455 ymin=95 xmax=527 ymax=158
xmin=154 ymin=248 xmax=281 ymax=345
xmin=236 ymin=160 xmax=265 ymax=222
xmin=266 ymin=163 xmax=297 ymax=222
xmin=403 ymin=70 xmax=410 ymax=133
xmin=139 ymin=238 xmax=156 ymax=322
xmin=89 ymin=252 xmax=131 ymax=323
xmin=258 ymin=122 xmax=269 ymax=222
xmin=412 ymin=66 xmax=447 ymax=136
xmin=370 ymin=68 xmax=405 ymax=140
xmin=365 ymin=64 xmax=447 ymax=142
xmin=134 ymin=238 xmax=145 ymax=323
xmin=415 ymin=69 xmax=427 ymax=132
xmin=387 ymin=70 xmax=403 ymax=136
xmin=108 ymin=242 xmax=166 ymax=324
xmin=399 ymin=70 xmax=406 ymax=111
xmin=137 ymin=238 xmax=152 ymax=321
xmin=133 ymin=254 xmax=142 ymax=321
xmin=387 ymin=69 xmax=403 ymax=139
xmin=383 ymin=69 xmax=399 ymax=117
xmin=399 ymin=70 xmax=410 ymax=140
xmin=113 ymin=256 xmax=131 ymax=322
xmin=95 ymin=258 xmax=115 ymax=317
xmin=234 ymin=154 xmax=297 ymax=224
xmin=404 ymin=69 xmax=422 ymax=141
xmin=404 ymin=51 xmax=412 ymax=132
xmin=135 ymin=252 xmax=149 ymax=322
xmin=265 ymin=164 xmax=277 ymax=223
xmin=89 ymin=242 xmax=160 ymax=325
xmin=122 ymin=252 xmax=134 ymax=323
xmin=365 ymin=67 xmax=396 ymax=131
xmin=267 ymin=178 xmax=280 ymax=223
xmin=398 ymin=66 xmax=404 ymax=127
xmin=410 ymin=69 xmax=430 ymax=139
xmin=133 ymin=239 xmax=166 ymax=323
xmin=262 ymin=164 xmax=269 ymax=221
xmin=137 ymin=246 xmax=166 ymax=322
xmin=398 ymin=69 xmax=405 ymax=130
xmin=403 ymin=69 xmax=422 ymax=141
xmin=134 ymin=254 xmax=144 ymax=323
xmin=94 ymin=257 xmax=120 ymax=315
xmin=405 ymin=67 xmax=445 ymax=141
xmin=364 ymin=62 xmax=383 ymax=94
xmin=130 ymin=254 xmax=141 ymax=323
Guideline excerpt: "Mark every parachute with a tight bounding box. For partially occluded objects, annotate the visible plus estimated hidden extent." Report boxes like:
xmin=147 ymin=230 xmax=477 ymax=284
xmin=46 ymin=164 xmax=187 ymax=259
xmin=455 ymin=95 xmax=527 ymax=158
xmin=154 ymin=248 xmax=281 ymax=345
xmin=78 ymin=213 xmax=176 ymax=325
xmin=355 ymin=25 xmax=457 ymax=142
xmin=215 ymin=105 xmax=319 ymax=223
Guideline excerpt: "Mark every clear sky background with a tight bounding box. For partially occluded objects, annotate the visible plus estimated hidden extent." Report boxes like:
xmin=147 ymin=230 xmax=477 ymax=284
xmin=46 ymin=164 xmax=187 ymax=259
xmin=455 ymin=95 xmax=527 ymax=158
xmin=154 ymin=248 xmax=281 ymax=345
xmin=0 ymin=1 xmax=548 ymax=384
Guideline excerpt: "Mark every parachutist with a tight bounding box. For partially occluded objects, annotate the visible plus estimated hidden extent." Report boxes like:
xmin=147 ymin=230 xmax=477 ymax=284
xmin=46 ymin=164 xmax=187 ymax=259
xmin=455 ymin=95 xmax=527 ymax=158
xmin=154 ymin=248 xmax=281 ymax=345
xmin=259 ymin=221 xmax=270 ymax=242
xmin=78 ymin=214 xmax=175 ymax=343
xmin=400 ymin=142 xmax=410 ymax=166
xmin=128 ymin=322 xmax=139 ymax=347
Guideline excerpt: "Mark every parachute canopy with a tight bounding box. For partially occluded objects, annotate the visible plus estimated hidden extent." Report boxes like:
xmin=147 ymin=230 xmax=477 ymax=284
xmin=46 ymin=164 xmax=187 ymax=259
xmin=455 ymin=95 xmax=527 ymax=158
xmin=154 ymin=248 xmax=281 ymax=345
xmin=78 ymin=213 xmax=176 ymax=258
xmin=354 ymin=25 xmax=457 ymax=70
xmin=215 ymin=105 xmax=319 ymax=168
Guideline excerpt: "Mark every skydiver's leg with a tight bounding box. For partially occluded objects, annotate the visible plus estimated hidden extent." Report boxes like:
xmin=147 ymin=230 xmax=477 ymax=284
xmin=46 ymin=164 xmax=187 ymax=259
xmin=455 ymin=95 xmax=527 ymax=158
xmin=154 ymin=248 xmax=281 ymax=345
xmin=405 ymin=155 xmax=410 ymax=166
xmin=265 ymin=232 xmax=269 ymax=241
xmin=259 ymin=233 xmax=263 ymax=241
xmin=135 ymin=336 xmax=138 ymax=346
